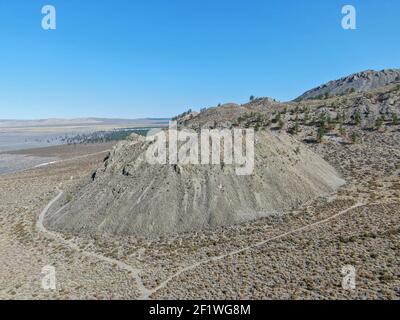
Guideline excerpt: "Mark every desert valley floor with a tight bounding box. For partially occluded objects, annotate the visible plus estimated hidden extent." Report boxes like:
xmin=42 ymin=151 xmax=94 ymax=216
xmin=0 ymin=134 xmax=399 ymax=299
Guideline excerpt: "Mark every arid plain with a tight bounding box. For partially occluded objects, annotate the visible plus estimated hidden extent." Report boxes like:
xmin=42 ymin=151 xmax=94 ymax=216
xmin=1 ymin=70 xmax=400 ymax=300
xmin=0 ymin=132 xmax=398 ymax=299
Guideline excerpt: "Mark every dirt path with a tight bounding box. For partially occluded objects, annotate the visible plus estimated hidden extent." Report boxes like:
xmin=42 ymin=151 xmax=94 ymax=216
xmin=33 ymin=150 xmax=111 ymax=168
xmin=148 ymin=201 xmax=365 ymax=296
xmin=36 ymin=187 xmax=152 ymax=299
xmin=37 ymin=186 xmax=365 ymax=299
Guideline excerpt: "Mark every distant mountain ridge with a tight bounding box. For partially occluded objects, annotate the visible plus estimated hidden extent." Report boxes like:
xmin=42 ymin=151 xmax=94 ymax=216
xmin=295 ymin=69 xmax=400 ymax=101
xmin=0 ymin=117 xmax=170 ymax=128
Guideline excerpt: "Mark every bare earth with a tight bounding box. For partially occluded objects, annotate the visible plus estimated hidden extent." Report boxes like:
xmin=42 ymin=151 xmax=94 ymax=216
xmin=0 ymin=134 xmax=399 ymax=299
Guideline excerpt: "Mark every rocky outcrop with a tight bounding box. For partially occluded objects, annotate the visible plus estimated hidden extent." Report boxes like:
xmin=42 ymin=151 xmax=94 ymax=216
xmin=45 ymin=131 xmax=345 ymax=238
xmin=295 ymin=69 xmax=400 ymax=101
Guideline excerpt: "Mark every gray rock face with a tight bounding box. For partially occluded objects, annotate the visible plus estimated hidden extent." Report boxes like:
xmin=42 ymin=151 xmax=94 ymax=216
xmin=45 ymin=132 xmax=345 ymax=238
xmin=295 ymin=69 xmax=400 ymax=101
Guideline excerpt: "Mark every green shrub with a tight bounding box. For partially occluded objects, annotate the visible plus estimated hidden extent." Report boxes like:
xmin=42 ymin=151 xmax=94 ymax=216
xmin=392 ymin=113 xmax=399 ymax=125
xmin=354 ymin=111 xmax=361 ymax=125
xmin=339 ymin=124 xmax=346 ymax=137
xmin=375 ymin=116 xmax=384 ymax=129
xmin=317 ymin=125 xmax=325 ymax=142
xmin=350 ymin=131 xmax=358 ymax=143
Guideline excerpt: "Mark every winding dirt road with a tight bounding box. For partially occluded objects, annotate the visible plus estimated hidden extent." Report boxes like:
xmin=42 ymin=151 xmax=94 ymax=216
xmin=33 ymin=150 xmax=111 ymax=169
xmin=37 ymin=187 xmax=152 ymax=299
xmin=37 ymin=186 xmax=365 ymax=299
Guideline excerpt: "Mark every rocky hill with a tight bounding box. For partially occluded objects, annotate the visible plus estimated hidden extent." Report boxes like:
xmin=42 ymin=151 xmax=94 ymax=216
xmin=183 ymin=81 xmax=400 ymax=143
xmin=44 ymin=68 xmax=400 ymax=239
xmin=295 ymin=69 xmax=400 ymax=101
xmin=45 ymin=131 xmax=345 ymax=238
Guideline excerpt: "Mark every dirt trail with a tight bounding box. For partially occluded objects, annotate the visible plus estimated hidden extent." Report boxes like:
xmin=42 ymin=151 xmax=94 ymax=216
xmin=148 ymin=201 xmax=365 ymax=296
xmin=37 ymin=187 xmax=151 ymax=299
xmin=38 ymin=186 xmax=365 ymax=299
xmin=33 ymin=150 xmax=111 ymax=168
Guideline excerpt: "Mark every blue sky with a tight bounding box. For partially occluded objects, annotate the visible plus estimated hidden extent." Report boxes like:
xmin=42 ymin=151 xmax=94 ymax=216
xmin=0 ymin=0 xmax=399 ymax=119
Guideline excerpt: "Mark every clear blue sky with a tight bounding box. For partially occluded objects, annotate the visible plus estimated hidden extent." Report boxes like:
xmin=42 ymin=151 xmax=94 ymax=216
xmin=0 ymin=0 xmax=399 ymax=119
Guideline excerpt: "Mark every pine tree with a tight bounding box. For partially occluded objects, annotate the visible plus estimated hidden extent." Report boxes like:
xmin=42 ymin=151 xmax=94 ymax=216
xmin=294 ymin=121 xmax=299 ymax=134
xmin=289 ymin=120 xmax=299 ymax=135
xmin=317 ymin=125 xmax=325 ymax=142
xmin=304 ymin=112 xmax=310 ymax=124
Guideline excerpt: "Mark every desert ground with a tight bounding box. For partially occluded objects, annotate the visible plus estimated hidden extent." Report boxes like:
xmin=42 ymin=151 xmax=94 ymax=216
xmin=1 ymin=73 xmax=399 ymax=299
xmin=0 ymin=131 xmax=398 ymax=299
xmin=0 ymin=118 xmax=168 ymax=153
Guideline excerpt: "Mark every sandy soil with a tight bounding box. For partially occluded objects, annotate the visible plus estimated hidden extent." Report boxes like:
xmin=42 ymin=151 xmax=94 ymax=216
xmin=2 ymin=142 xmax=116 ymax=159
xmin=0 ymin=136 xmax=399 ymax=300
